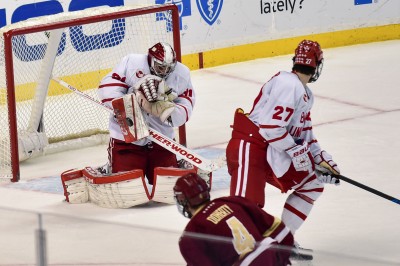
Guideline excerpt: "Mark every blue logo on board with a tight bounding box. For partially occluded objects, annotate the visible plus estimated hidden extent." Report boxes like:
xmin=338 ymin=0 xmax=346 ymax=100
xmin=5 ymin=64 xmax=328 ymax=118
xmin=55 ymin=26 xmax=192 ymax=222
xmin=155 ymin=0 xmax=191 ymax=30
xmin=354 ymin=0 xmax=373 ymax=5
xmin=196 ymin=0 xmax=223 ymax=26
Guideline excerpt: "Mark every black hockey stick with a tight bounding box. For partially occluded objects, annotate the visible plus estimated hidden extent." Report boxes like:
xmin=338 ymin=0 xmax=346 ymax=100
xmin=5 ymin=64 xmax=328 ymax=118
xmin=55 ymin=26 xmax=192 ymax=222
xmin=316 ymin=166 xmax=400 ymax=205
xmin=333 ymin=173 xmax=400 ymax=205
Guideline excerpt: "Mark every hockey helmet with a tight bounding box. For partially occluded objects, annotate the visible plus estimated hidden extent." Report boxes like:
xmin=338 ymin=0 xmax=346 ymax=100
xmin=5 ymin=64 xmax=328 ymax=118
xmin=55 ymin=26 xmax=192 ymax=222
xmin=173 ymin=173 xmax=210 ymax=218
xmin=148 ymin=42 xmax=177 ymax=79
xmin=293 ymin=40 xmax=324 ymax=82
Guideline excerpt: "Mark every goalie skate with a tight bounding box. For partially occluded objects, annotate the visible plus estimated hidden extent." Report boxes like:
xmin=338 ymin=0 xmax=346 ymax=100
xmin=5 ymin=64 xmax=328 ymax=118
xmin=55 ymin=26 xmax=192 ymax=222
xmin=112 ymin=94 xmax=149 ymax=143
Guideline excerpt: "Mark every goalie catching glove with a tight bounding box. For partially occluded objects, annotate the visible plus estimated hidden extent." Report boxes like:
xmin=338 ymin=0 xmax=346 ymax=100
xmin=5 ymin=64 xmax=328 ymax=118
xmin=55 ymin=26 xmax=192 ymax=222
xmin=133 ymin=74 xmax=176 ymax=122
xmin=133 ymin=74 xmax=177 ymax=103
xmin=133 ymin=75 xmax=178 ymax=102
xmin=133 ymin=74 xmax=162 ymax=102
xmin=157 ymin=79 xmax=177 ymax=102
xmin=136 ymin=90 xmax=175 ymax=123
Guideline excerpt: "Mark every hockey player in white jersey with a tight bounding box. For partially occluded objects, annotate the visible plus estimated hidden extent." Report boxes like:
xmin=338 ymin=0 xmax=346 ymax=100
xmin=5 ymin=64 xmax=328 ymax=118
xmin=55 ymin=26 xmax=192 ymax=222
xmin=226 ymin=40 xmax=340 ymax=243
xmin=97 ymin=42 xmax=196 ymax=186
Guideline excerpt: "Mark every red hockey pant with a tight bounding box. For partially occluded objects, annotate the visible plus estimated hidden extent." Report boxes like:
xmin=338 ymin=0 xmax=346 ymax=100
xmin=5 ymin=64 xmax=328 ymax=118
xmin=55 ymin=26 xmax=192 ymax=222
xmin=108 ymin=138 xmax=178 ymax=185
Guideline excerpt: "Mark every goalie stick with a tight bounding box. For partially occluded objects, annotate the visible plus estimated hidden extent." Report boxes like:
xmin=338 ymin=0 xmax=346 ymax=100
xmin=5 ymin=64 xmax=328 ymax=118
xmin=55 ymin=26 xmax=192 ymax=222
xmin=52 ymin=77 xmax=223 ymax=172
xmin=316 ymin=165 xmax=400 ymax=205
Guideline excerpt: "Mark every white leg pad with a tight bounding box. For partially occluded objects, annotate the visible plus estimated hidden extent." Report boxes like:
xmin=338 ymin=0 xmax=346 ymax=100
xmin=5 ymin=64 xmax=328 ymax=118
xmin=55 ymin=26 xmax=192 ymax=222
xmin=83 ymin=167 xmax=150 ymax=208
xmin=151 ymin=167 xmax=197 ymax=204
xmin=61 ymin=169 xmax=89 ymax=204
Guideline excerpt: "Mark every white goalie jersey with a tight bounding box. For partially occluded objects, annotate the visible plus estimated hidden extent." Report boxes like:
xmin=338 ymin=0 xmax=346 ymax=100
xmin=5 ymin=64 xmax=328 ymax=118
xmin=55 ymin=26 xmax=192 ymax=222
xmin=248 ymin=71 xmax=322 ymax=177
xmin=97 ymin=54 xmax=196 ymax=145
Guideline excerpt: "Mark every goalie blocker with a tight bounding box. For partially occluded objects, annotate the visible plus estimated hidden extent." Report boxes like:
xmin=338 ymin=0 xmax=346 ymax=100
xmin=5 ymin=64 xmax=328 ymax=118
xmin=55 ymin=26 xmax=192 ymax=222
xmin=61 ymin=166 xmax=211 ymax=208
xmin=109 ymin=77 xmax=176 ymax=143
xmin=111 ymin=93 xmax=150 ymax=143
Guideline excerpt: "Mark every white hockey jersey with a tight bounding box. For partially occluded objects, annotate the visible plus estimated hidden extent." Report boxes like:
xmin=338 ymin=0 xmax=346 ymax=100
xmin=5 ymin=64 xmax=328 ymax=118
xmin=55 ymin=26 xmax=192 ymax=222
xmin=248 ymin=71 xmax=321 ymax=177
xmin=98 ymin=54 xmax=195 ymax=146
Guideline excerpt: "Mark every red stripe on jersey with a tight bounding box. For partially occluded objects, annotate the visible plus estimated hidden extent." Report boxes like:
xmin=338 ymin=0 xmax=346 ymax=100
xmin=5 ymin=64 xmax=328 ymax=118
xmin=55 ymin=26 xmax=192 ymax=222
xmin=178 ymin=95 xmax=193 ymax=106
xmin=309 ymin=139 xmax=318 ymax=145
xmin=284 ymin=203 xmax=307 ymax=220
xmin=302 ymin=127 xmax=312 ymax=131
xmin=99 ymin=83 xmax=129 ymax=89
xmin=249 ymin=87 xmax=264 ymax=114
xmin=268 ymin=131 xmax=289 ymax=143
xmin=260 ymin=124 xmax=280 ymax=129
xmin=101 ymin=98 xmax=114 ymax=103
xmin=176 ymin=103 xmax=189 ymax=122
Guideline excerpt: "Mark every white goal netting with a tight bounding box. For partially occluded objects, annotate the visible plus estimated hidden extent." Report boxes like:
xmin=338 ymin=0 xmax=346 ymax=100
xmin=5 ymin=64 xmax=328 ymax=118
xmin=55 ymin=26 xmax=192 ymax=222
xmin=0 ymin=4 xmax=180 ymax=181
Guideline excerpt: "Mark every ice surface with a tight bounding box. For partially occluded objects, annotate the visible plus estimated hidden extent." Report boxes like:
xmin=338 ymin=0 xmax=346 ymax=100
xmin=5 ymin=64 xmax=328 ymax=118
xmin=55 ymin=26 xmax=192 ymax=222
xmin=0 ymin=40 xmax=399 ymax=265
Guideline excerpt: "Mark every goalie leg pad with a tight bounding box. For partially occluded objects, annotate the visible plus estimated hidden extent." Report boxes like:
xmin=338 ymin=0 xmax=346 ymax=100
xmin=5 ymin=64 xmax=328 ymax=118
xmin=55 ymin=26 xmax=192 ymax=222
xmin=111 ymin=94 xmax=149 ymax=143
xmin=83 ymin=167 xmax=150 ymax=208
xmin=61 ymin=169 xmax=89 ymax=204
xmin=151 ymin=167 xmax=197 ymax=204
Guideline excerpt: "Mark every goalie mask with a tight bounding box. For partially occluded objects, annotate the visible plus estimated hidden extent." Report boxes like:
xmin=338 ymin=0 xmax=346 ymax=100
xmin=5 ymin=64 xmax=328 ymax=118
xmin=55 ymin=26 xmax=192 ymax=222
xmin=173 ymin=173 xmax=210 ymax=218
xmin=148 ymin=42 xmax=177 ymax=79
xmin=293 ymin=40 xmax=324 ymax=83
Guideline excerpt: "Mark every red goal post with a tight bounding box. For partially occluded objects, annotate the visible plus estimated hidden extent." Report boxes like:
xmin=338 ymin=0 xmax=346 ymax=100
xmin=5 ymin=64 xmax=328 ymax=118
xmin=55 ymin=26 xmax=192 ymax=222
xmin=0 ymin=4 xmax=185 ymax=182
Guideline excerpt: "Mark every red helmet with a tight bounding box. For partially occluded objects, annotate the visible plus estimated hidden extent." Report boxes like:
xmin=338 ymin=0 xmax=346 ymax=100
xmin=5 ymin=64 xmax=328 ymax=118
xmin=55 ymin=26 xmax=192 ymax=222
xmin=293 ymin=40 xmax=324 ymax=82
xmin=148 ymin=42 xmax=177 ymax=78
xmin=173 ymin=173 xmax=210 ymax=218
xmin=293 ymin=40 xmax=323 ymax=68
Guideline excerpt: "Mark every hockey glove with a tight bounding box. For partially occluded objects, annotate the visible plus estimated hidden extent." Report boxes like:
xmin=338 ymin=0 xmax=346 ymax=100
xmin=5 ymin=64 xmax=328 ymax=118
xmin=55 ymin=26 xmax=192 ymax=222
xmin=313 ymin=150 xmax=340 ymax=175
xmin=136 ymin=91 xmax=175 ymax=122
xmin=156 ymin=79 xmax=177 ymax=102
xmin=133 ymin=74 xmax=162 ymax=102
xmin=286 ymin=142 xmax=313 ymax=172
xmin=317 ymin=172 xmax=340 ymax=186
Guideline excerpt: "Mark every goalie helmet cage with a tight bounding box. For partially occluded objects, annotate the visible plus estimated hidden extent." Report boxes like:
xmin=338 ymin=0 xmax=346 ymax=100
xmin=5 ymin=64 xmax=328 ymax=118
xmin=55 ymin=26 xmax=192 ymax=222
xmin=0 ymin=4 xmax=186 ymax=182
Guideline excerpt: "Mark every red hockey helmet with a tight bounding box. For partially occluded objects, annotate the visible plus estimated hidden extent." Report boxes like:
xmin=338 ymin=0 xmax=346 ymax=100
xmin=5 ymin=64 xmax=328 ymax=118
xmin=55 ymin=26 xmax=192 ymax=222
xmin=148 ymin=42 xmax=177 ymax=79
xmin=293 ymin=40 xmax=324 ymax=82
xmin=173 ymin=173 xmax=210 ymax=218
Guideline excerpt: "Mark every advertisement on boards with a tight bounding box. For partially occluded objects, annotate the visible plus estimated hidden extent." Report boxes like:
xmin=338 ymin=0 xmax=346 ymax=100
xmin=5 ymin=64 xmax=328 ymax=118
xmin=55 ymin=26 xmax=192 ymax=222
xmin=0 ymin=0 xmax=398 ymax=54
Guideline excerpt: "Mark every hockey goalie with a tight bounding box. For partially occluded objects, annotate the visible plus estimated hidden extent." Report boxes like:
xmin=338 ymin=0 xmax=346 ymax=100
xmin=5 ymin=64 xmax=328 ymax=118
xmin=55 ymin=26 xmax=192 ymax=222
xmin=61 ymin=42 xmax=212 ymax=208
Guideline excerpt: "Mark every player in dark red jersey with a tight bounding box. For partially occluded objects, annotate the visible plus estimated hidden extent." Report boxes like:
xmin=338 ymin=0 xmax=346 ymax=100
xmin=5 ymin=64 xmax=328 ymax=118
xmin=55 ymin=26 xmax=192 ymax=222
xmin=173 ymin=173 xmax=294 ymax=266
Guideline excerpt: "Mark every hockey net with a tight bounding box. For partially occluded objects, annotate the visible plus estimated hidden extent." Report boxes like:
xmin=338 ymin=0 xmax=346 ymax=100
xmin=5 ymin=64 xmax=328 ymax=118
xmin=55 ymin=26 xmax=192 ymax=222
xmin=0 ymin=4 xmax=183 ymax=182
